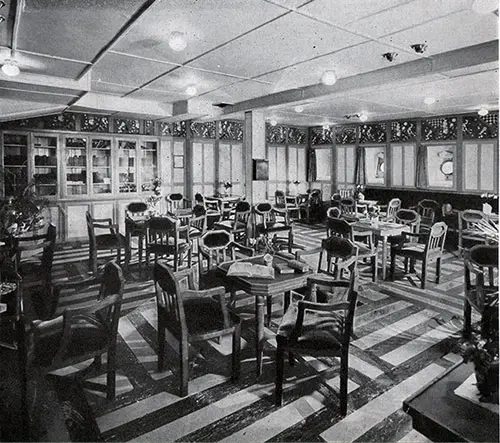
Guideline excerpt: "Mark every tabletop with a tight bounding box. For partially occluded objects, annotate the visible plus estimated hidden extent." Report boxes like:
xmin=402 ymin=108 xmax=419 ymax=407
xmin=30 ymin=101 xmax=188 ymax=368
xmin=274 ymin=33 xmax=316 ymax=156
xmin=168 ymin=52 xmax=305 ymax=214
xmin=353 ymin=219 xmax=410 ymax=237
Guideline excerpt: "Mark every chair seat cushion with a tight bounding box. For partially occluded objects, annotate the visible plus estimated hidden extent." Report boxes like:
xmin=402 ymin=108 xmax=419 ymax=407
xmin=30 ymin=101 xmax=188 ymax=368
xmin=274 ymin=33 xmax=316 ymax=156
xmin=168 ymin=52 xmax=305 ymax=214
xmin=394 ymin=242 xmax=426 ymax=258
xmin=30 ymin=313 xmax=109 ymax=367
xmin=277 ymin=304 xmax=344 ymax=351
xmin=95 ymin=233 xmax=124 ymax=248
xmin=256 ymin=223 xmax=290 ymax=234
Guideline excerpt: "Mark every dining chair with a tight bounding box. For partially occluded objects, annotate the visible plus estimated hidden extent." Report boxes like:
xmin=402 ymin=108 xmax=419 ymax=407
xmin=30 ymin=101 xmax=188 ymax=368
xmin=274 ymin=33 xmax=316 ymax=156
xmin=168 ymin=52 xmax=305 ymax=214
xmin=326 ymin=206 xmax=341 ymax=220
xmin=86 ymin=211 xmax=128 ymax=274
xmin=154 ymin=262 xmax=241 ymax=397
xmin=463 ymin=244 xmax=498 ymax=338
xmin=194 ymin=193 xmax=222 ymax=229
xmin=412 ymin=199 xmax=440 ymax=232
xmin=165 ymin=193 xmax=190 ymax=215
xmin=379 ymin=198 xmax=401 ymax=222
xmin=253 ymin=202 xmax=294 ymax=253
xmin=301 ymin=189 xmax=323 ymax=224
xmin=458 ymin=209 xmax=490 ymax=255
xmin=214 ymin=201 xmax=252 ymax=245
xmin=125 ymin=201 xmax=149 ymax=272
xmin=145 ymin=216 xmax=192 ymax=271
xmin=330 ymin=193 xmax=342 ymax=208
xmin=275 ymin=190 xmax=301 ymax=221
xmin=27 ymin=261 xmax=124 ymax=400
xmin=390 ymin=221 xmax=448 ymax=289
xmin=274 ymin=250 xmax=358 ymax=416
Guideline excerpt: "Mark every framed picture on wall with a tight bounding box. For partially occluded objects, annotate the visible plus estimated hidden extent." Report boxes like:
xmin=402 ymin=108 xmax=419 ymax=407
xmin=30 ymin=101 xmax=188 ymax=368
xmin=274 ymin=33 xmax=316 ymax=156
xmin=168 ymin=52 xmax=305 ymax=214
xmin=426 ymin=144 xmax=455 ymax=188
xmin=174 ymin=155 xmax=184 ymax=168
xmin=365 ymin=146 xmax=385 ymax=185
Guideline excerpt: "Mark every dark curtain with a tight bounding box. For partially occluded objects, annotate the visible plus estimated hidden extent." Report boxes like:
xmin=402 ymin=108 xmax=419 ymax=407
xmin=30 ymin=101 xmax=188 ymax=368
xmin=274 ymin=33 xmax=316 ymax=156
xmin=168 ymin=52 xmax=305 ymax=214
xmin=354 ymin=146 xmax=366 ymax=185
xmin=307 ymin=148 xmax=317 ymax=182
xmin=415 ymin=144 xmax=428 ymax=188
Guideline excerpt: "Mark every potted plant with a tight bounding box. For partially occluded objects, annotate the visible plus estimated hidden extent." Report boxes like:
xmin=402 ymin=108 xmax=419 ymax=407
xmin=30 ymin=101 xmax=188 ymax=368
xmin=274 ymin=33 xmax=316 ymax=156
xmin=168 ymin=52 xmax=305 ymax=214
xmin=145 ymin=177 xmax=162 ymax=214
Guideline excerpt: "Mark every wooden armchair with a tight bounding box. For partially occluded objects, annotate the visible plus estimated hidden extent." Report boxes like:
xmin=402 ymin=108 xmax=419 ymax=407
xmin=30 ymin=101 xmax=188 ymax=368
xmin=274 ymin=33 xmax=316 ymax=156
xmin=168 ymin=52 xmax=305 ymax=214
xmin=458 ymin=209 xmax=491 ymax=255
xmin=390 ymin=222 xmax=448 ymax=289
xmin=379 ymin=198 xmax=401 ymax=222
xmin=27 ymin=261 xmax=124 ymax=400
xmin=253 ymin=202 xmax=294 ymax=253
xmin=125 ymin=202 xmax=149 ymax=272
xmin=274 ymin=255 xmax=358 ymax=416
xmin=154 ymin=262 xmax=241 ymax=397
xmin=214 ymin=201 xmax=252 ymax=245
xmin=86 ymin=211 xmax=128 ymax=274
xmin=275 ymin=190 xmax=301 ymax=221
xmin=165 ymin=193 xmax=191 ymax=215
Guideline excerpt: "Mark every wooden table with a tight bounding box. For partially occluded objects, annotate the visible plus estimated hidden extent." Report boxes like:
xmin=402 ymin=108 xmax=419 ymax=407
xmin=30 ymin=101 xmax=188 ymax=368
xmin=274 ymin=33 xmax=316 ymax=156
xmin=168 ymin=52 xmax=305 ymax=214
xmin=218 ymin=255 xmax=311 ymax=376
xmin=404 ymin=362 xmax=499 ymax=442
xmin=352 ymin=219 xmax=410 ymax=280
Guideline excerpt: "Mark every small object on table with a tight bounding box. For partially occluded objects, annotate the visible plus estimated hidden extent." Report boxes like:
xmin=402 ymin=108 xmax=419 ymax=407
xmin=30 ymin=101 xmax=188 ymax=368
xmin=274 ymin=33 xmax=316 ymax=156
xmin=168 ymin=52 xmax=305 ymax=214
xmin=273 ymin=262 xmax=295 ymax=275
xmin=227 ymin=261 xmax=275 ymax=279
xmin=0 ymin=303 xmax=6 ymax=314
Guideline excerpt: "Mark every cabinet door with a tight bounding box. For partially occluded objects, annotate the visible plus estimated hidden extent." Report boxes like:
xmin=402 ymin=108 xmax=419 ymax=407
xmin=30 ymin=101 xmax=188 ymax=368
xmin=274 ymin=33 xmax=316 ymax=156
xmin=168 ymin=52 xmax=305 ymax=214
xmin=33 ymin=134 xmax=58 ymax=197
xmin=91 ymin=137 xmax=112 ymax=195
xmin=65 ymin=136 xmax=88 ymax=196
xmin=2 ymin=132 xmax=29 ymax=197
xmin=118 ymin=139 xmax=137 ymax=193
xmin=139 ymin=139 xmax=158 ymax=192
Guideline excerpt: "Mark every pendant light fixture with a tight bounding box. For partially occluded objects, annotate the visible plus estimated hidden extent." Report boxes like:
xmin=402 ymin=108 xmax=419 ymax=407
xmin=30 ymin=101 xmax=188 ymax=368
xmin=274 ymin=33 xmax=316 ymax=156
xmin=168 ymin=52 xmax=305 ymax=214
xmin=169 ymin=31 xmax=187 ymax=51
xmin=321 ymin=70 xmax=337 ymax=86
xmin=1 ymin=60 xmax=20 ymax=76
xmin=478 ymin=107 xmax=489 ymax=116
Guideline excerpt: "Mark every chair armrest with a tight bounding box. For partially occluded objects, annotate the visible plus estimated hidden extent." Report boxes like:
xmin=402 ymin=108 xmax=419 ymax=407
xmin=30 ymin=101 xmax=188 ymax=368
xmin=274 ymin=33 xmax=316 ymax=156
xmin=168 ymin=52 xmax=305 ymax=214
xmin=183 ymin=286 xmax=226 ymax=302
xmin=92 ymin=217 xmax=114 ymax=224
xmin=229 ymin=241 xmax=254 ymax=256
xmin=16 ymin=240 xmax=51 ymax=252
xmin=402 ymin=231 xmax=428 ymax=241
xmin=299 ymin=299 xmax=350 ymax=313
xmin=62 ymin=293 xmax=121 ymax=319
xmin=93 ymin=222 xmax=119 ymax=231
xmin=295 ymin=246 xmax=323 ymax=259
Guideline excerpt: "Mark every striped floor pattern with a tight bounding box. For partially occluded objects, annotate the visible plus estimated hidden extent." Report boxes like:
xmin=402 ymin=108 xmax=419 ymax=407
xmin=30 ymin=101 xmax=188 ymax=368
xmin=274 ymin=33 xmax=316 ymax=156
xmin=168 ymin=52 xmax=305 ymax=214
xmin=47 ymin=223 xmax=470 ymax=442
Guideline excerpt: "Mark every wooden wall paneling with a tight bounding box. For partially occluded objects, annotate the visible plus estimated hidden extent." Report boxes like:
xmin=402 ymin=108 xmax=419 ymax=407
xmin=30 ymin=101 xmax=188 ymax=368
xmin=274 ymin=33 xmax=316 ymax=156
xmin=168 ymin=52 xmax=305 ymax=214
xmin=65 ymin=202 xmax=90 ymax=241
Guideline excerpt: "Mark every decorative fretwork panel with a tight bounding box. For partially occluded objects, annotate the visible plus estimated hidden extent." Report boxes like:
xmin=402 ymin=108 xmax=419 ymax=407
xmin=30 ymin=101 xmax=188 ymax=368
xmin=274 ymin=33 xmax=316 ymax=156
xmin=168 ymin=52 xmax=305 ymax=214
xmin=335 ymin=127 xmax=357 ymax=145
xmin=161 ymin=121 xmax=187 ymax=137
xmin=287 ymin=127 xmax=307 ymax=144
xmin=144 ymin=120 xmax=155 ymax=135
xmin=422 ymin=117 xmax=457 ymax=141
xmin=391 ymin=120 xmax=417 ymax=142
xmin=190 ymin=121 xmax=216 ymax=139
xmin=462 ymin=113 xmax=498 ymax=139
xmin=266 ymin=124 xmax=287 ymax=144
xmin=219 ymin=120 xmax=243 ymax=141
xmin=82 ymin=114 xmax=109 ymax=132
xmin=359 ymin=123 xmax=387 ymax=144
xmin=15 ymin=113 xmax=77 ymax=131
xmin=311 ymin=127 xmax=332 ymax=145
xmin=115 ymin=118 xmax=140 ymax=134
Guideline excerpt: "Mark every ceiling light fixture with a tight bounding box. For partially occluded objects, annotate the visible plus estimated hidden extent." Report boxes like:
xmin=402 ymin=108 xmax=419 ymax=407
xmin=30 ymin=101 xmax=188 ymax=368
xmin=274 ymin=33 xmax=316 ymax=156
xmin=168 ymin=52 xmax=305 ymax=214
xmin=0 ymin=15 xmax=5 ymax=23
xmin=424 ymin=97 xmax=436 ymax=105
xmin=169 ymin=31 xmax=187 ymax=51
xmin=294 ymin=105 xmax=304 ymax=113
xmin=0 ymin=1 xmax=5 ymax=8
xmin=270 ymin=119 xmax=277 ymax=127
xmin=185 ymin=85 xmax=197 ymax=96
xmin=321 ymin=70 xmax=337 ymax=86
xmin=322 ymin=123 xmax=330 ymax=130
xmin=411 ymin=43 xmax=428 ymax=54
xmin=382 ymin=52 xmax=398 ymax=62
xmin=359 ymin=113 xmax=368 ymax=122
xmin=472 ymin=0 xmax=498 ymax=14
xmin=478 ymin=107 xmax=489 ymax=116
xmin=2 ymin=61 xmax=20 ymax=77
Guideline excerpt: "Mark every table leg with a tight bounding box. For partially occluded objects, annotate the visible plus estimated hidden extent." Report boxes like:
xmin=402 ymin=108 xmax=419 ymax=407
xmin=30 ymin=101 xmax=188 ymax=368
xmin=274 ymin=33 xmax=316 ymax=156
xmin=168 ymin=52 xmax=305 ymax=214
xmin=382 ymin=236 xmax=388 ymax=280
xmin=255 ymin=294 xmax=265 ymax=377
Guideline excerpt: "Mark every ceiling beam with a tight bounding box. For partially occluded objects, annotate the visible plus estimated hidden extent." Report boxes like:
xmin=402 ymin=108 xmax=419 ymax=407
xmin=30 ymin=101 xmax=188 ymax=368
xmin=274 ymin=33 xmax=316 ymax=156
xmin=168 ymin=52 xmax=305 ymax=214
xmin=222 ymin=40 xmax=499 ymax=115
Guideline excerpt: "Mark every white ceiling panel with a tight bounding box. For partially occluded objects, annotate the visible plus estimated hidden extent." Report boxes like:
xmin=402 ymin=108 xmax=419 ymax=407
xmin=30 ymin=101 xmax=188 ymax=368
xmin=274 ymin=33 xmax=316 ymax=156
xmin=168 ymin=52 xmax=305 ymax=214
xmin=93 ymin=52 xmax=177 ymax=87
xmin=114 ymin=0 xmax=287 ymax=65
xmin=348 ymin=0 xmax=472 ymax=39
xmin=91 ymin=81 xmax=136 ymax=96
xmin=201 ymin=80 xmax=277 ymax=104
xmin=0 ymin=99 xmax=65 ymax=122
xmin=379 ymin=10 xmax=498 ymax=56
xmin=128 ymin=88 xmax=187 ymax=103
xmin=188 ymin=12 xmax=367 ymax=78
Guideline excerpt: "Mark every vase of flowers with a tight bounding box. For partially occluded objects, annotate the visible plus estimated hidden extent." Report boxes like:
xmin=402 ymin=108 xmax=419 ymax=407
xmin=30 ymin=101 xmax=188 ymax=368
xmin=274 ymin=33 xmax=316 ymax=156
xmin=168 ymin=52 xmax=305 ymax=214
xmin=223 ymin=181 xmax=232 ymax=197
xmin=145 ymin=177 xmax=162 ymax=215
xmin=354 ymin=184 xmax=365 ymax=201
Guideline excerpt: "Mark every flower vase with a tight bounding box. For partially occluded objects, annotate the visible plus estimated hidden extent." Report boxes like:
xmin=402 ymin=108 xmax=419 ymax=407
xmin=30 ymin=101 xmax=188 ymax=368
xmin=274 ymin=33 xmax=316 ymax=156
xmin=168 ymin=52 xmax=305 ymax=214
xmin=475 ymin=359 xmax=499 ymax=403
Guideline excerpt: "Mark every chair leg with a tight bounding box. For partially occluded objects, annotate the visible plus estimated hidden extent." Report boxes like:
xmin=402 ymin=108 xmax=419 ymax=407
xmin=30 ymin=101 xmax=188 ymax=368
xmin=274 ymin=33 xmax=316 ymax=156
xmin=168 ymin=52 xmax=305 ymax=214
xmin=231 ymin=324 xmax=241 ymax=382
xmin=158 ymin=323 xmax=165 ymax=372
xmin=404 ymin=257 xmax=408 ymax=274
xmin=106 ymin=347 xmax=116 ymax=400
xmin=289 ymin=351 xmax=295 ymax=366
xmin=275 ymin=346 xmax=285 ymax=406
xmin=421 ymin=259 xmax=427 ymax=289
xmin=89 ymin=250 xmax=98 ymax=274
xmin=435 ymin=257 xmax=441 ymax=284
xmin=340 ymin=349 xmax=348 ymax=416
xmin=371 ymin=256 xmax=377 ymax=282
xmin=409 ymin=258 xmax=416 ymax=274
xmin=266 ymin=296 xmax=272 ymax=327
xmin=180 ymin=341 xmax=189 ymax=397
xmin=390 ymin=251 xmax=396 ymax=280
xmin=463 ymin=299 xmax=472 ymax=338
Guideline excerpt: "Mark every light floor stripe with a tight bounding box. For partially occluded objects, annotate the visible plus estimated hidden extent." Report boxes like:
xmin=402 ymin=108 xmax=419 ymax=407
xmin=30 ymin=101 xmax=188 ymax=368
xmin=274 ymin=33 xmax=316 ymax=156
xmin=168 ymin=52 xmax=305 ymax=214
xmin=217 ymin=390 xmax=327 ymax=443
xmin=397 ymin=428 xmax=433 ymax=442
xmin=380 ymin=320 xmax=462 ymax=366
xmin=352 ymin=310 xmax=438 ymax=350
xmin=355 ymin=300 xmax=413 ymax=328
xmin=320 ymin=363 xmax=445 ymax=442
xmin=97 ymin=374 xmax=227 ymax=433
xmin=132 ymin=382 xmax=277 ymax=442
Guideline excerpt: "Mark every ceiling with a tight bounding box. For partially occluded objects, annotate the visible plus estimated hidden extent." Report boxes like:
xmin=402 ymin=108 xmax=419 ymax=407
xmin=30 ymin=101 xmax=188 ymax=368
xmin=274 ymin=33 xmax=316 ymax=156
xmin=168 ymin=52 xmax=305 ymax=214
xmin=0 ymin=0 xmax=498 ymax=126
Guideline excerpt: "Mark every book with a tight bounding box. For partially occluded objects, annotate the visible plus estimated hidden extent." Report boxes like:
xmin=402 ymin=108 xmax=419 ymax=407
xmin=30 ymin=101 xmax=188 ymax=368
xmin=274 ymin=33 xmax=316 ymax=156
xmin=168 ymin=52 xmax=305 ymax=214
xmin=227 ymin=262 xmax=275 ymax=279
xmin=273 ymin=262 xmax=295 ymax=274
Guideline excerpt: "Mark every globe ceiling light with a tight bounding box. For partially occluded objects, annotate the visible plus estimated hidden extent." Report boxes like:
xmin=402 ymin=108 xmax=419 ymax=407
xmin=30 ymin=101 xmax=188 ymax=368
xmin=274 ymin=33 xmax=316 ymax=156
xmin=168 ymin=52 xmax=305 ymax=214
xmin=169 ymin=31 xmax=187 ymax=51
xmin=185 ymin=85 xmax=197 ymax=96
xmin=478 ymin=107 xmax=489 ymax=116
xmin=424 ymin=97 xmax=436 ymax=105
xmin=270 ymin=119 xmax=277 ymax=127
xmin=472 ymin=0 xmax=498 ymax=14
xmin=322 ymin=123 xmax=330 ymax=130
xmin=294 ymin=105 xmax=304 ymax=113
xmin=321 ymin=70 xmax=337 ymax=86
xmin=359 ymin=113 xmax=368 ymax=122
xmin=2 ymin=61 xmax=20 ymax=77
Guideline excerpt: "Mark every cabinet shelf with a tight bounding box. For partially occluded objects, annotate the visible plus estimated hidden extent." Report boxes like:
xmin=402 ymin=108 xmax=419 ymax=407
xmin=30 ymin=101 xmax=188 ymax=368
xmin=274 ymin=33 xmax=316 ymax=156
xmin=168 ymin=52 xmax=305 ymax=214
xmin=3 ymin=165 xmax=26 ymax=168
xmin=35 ymin=165 xmax=57 ymax=168
xmin=4 ymin=144 xmax=27 ymax=147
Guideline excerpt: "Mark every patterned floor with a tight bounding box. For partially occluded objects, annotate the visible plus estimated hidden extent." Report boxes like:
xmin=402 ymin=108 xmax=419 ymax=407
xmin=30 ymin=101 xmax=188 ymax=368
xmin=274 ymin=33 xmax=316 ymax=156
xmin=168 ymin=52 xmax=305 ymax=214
xmin=38 ymin=223 xmax=473 ymax=442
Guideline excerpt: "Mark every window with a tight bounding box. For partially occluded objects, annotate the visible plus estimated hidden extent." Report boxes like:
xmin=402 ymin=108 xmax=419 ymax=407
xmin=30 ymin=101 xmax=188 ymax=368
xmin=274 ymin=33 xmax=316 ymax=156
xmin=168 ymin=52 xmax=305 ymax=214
xmin=192 ymin=140 xmax=215 ymax=196
xmin=267 ymin=145 xmax=287 ymax=199
xmin=313 ymin=147 xmax=332 ymax=198
xmin=364 ymin=146 xmax=386 ymax=185
xmin=391 ymin=144 xmax=416 ymax=188
xmin=336 ymin=145 xmax=355 ymax=190
xmin=288 ymin=145 xmax=307 ymax=194
xmin=219 ymin=141 xmax=243 ymax=196
xmin=464 ymin=141 xmax=497 ymax=192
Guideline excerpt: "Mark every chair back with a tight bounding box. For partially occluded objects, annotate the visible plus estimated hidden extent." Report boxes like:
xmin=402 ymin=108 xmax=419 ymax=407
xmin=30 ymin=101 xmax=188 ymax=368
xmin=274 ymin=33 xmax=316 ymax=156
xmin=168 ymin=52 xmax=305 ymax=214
xmin=198 ymin=230 xmax=236 ymax=272
xmin=86 ymin=211 xmax=97 ymax=250
xmin=319 ymin=236 xmax=358 ymax=275
xmin=326 ymin=207 xmax=341 ymax=219
xmin=460 ymin=209 xmax=487 ymax=230
xmin=126 ymin=202 xmax=148 ymax=217
xmin=190 ymin=205 xmax=207 ymax=234
xmin=415 ymin=199 xmax=439 ymax=229
xmin=326 ymin=218 xmax=352 ymax=239
xmin=254 ymin=202 xmax=274 ymax=226
xmin=339 ymin=189 xmax=354 ymax=198
xmin=234 ymin=201 xmax=252 ymax=227
xmin=147 ymin=216 xmax=183 ymax=255
xmin=331 ymin=193 xmax=342 ymax=208
xmin=275 ymin=190 xmax=286 ymax=209
xmin=340 ymin=197 xmax=356 ymax=216
xmin=166 ymin=193 xmax=187 ymax=213
xmin=395 ymin=209 xmax=420 ymax=233
xmin=96 ymin=260 xmax=124 ymax=326
xmin=425 ymin=222 xmax=448 ymax=260
xmin=386 ymin=198 xmax=402 ymax=221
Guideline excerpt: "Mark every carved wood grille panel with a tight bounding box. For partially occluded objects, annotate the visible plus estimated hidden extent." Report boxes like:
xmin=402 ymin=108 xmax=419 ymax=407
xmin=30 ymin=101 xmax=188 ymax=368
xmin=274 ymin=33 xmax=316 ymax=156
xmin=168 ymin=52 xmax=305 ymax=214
xmin=190 ymin=121 xmax=216 ymax=139
xmin=335 ymin=127 xmax=357 ymax=145
xmin=266 ymin=124 xmax=287 ymax=144
xmin=311 ymin=127 xmax=332 ymax=145
xmin=82 ymin=114 xmax=109 ymax=132
xmin=462 ymin=113 xmax=498 ymax=139
xmin=219 ymin=120 xmax=243 ymax=141
xmin=144 ymin=120 xmax=155 ymax=135
xmin=160 ymin=121 xmax=187 ymax=138
xmin=422 ymin=117 xmax=457 ymax=141
xmin=359 ymin=123 xmax=387 ymax=144
xmin=391 ymin=120 xmax=417 ymax=142
xmin=14 ymin=113 xmax=77 ymax=131
xmin=115 ymin=118 xmax=140 ymax=134
xmin=287 ymin=127 xmax=307 ymax=144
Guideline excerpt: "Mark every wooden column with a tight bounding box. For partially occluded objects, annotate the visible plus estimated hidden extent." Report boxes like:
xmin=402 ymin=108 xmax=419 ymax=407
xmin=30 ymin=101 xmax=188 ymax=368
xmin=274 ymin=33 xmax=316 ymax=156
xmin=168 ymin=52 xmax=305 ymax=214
xmin=244 ymin=111 xmax=266 ymax=204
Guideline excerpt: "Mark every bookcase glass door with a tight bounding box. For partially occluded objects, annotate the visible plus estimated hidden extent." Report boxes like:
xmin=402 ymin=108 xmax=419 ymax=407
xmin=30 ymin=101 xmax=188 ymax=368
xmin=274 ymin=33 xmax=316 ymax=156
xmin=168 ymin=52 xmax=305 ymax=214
xmin=140 ymin=140 xmax=158 ymax=192
xmin=118 ymin=140 xmax=137 ymax=193
xmin=3 ymin=133 xmax=28 ymax=196
xmin=65 ymin=137 xmax=88 ymax=196
xmin=33 ymin=135 xmax=58 ymax=196
xmin=91 ymin=138 xmax=112 ymax=194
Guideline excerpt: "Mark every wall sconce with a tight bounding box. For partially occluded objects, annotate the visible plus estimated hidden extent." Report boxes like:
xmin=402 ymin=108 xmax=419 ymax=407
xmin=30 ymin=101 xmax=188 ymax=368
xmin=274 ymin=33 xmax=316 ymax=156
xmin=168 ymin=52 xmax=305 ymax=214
xmin=411 ymin=43 xmax=427 ymax=54
xmin=382 ymin=52 xmax=398 ymax=62
xmin=0 ymin=15 xmax=5 ymax=24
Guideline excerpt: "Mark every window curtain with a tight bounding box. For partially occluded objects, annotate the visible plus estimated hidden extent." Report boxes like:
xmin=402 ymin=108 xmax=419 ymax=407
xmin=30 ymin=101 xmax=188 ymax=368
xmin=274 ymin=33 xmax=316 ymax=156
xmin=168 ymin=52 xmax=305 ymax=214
xmin=307 ymin=148 xmax=317 ymax=182
xmin=354 ymin=146 xmax=366 ymax=185
xmin=415 ymin=144 xmax=428 ymax=188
